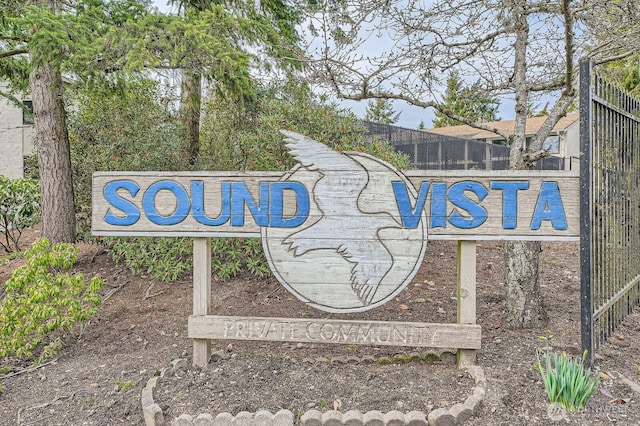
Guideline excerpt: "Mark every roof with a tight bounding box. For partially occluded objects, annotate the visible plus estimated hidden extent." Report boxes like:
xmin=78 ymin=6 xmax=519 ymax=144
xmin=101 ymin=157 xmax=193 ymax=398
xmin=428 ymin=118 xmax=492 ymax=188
xmin=424 ymin=113 xmax=579 ymax=140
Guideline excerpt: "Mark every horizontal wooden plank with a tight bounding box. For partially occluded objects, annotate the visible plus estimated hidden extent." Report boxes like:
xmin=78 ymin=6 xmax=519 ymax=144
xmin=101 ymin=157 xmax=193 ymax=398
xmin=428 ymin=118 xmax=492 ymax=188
xmin=92 ymin=171 xmax=282 ymax=236
xmin=406 ymin=170 xmax=579 ymax=240
xmin=188 ymin=315 xmax=482 ymax=349
xmin=92 ymin=170 xmax=579 ymax=240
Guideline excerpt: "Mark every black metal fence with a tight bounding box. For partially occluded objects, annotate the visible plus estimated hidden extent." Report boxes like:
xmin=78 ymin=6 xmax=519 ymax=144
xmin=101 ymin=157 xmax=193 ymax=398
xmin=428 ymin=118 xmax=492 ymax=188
xmin=580 ymin=60 xmax=640 ymax=362
xmin=362 ymin=121 xmax=568 ymax=170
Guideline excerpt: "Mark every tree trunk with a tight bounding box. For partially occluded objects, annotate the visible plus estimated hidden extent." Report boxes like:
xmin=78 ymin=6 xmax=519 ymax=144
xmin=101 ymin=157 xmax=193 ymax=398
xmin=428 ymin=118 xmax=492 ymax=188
xmin=502 ymin=3 xmax=547 ymax=329
xmin=181 ymin=69 xmax=202 ymax=165
xmin=502 ymin=240 xmax=547 ymax=327
xmin=29 ymin=61 xmax=76 ymax=244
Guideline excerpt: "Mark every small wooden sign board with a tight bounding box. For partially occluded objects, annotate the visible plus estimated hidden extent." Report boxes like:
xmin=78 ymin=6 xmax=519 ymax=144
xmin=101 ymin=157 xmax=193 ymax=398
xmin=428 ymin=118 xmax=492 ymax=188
xmin=188 ymin=315 xmax=482 ymax=349
xmin=92 ymin=131 xmax=579 ymax=367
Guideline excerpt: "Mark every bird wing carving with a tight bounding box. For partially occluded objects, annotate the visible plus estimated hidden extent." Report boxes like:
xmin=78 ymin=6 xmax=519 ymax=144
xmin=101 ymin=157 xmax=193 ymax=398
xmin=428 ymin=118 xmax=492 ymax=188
xmin=281 ymin=130 xmax=366 ymax=215
xmin=280 ymin=130 xmax=398 ymax=305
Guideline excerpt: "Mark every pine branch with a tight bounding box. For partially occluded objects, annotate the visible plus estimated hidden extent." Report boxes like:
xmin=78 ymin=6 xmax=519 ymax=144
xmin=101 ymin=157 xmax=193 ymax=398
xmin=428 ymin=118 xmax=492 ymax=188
xmin=0 ymin=49 xmax=28 ymax=59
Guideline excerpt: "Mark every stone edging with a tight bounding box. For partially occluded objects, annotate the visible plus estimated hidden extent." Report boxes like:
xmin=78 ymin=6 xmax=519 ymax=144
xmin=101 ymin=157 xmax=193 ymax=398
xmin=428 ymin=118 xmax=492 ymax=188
xmin=141 ymin=354 xmax=486 ymax=426
xmin=299 ymin=350 xmax=457 ymax=365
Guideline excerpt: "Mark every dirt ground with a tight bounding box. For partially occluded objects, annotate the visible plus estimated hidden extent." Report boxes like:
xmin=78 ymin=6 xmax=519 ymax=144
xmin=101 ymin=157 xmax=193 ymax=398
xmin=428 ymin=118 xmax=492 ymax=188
xmin=1 ymin=228 xmax=640 ymax=425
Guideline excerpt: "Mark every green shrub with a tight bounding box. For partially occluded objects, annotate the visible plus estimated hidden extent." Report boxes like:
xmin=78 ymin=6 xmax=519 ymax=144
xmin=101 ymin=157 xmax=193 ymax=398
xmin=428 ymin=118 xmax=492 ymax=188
xmin=536 ymin=348 xmax=600 ymax=411
xmin=109 ymin=237 xmax=192 ymax=282
xmin=22 ymin=155 xmax=39 ymax=181
xmin=68 ymin=78 xmax=187 ymax=239
xmin=211 ymin=238 xmax=270 ymax=280
xmin=0 ymin=175 xmax=40 ymax=253
xmin=0 ymin=240 xmax=103 ymax=362
xmin=199 ymin=82 xmax=409 ymax=172
xmin=108 ymin=236 xmax=270 ymax=282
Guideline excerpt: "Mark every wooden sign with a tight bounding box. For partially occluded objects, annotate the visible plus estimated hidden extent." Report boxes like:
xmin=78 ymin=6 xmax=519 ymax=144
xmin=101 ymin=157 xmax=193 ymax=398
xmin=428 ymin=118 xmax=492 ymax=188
xmin=92 ymin=172 xmax=579 ymax=240
xmin=93 ymin=132 xmax=577 ymax=313
xmin=92 ymin=131 xmax=580 ymax=366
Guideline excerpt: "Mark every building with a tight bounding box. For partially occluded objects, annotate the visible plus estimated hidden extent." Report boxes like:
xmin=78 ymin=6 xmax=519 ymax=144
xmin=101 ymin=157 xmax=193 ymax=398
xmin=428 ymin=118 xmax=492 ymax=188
xmin=0 ymin=81 xmax=35 ymax=178
xmin=423 ymin=113 xmax=580 ymax=170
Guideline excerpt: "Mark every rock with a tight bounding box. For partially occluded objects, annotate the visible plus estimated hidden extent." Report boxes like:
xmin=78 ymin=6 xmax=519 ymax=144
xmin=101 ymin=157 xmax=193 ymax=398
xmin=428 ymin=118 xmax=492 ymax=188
xmin=404 ymin=411 xmax=427 ymax=426
xmin=383 ymin=410 xmax=404 ymax=426
xmin=362 ymin=410 xmax=384 ymax=426
xmin=342 ymin=410 xmax=363 ymax=426
xmin=272 ymin=409 xmax=294 ymax=426
xmin=232 ymin=411 xmax=253 ymax=426
xmin=194 ymin=413 xmax=214 ymax=426
xmin=427 ymin=408 xmax=455 ymax=426
xmin=172 ymin=413 xmax=193 ymax=426
xmin=300 ymin=410 xmax=322 ymax=426
xmin=322 ymin=410 xmax=342 ymax=426
xmin=253 ymin=411 xmax=273 ymax=426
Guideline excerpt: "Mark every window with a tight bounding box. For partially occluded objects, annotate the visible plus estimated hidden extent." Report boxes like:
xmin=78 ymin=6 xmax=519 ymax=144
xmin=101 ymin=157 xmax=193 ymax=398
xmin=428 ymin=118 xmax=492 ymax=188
xmin=22 ymin=100 xmax=34 ymax=125
xmin=543 ymin=135 xmax=560 ymax=154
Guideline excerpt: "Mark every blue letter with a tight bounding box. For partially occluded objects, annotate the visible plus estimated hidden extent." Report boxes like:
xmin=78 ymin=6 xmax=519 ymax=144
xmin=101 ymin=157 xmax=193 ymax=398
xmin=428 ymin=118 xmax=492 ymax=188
xmin=191 ymin=181 xmax=230 ymax=226
xmin=104 ymin=180 xmax=140 ymax=226
xmin=447 ymin=181 xmax=488 ymax=229
xmin=269 ymin=181 xmax=309 ymax=228
xmin=490 ymin=181 xmax=529 ymax=229
xmin=231 ymin=182 xmax=269 ymax=227
xmin=392 ymin=181 xmax=428 ymax=229
xmin=530 ymin=181 xmax=567 ymax=230
xmin=142 ymin=180 xmax=190 ymax=225
xmin=430 ymin=182 xmax=447 ymax=229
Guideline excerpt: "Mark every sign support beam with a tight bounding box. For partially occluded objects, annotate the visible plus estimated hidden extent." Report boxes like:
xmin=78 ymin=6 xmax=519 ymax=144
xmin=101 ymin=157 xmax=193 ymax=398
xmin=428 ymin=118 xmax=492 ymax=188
xmin=193 ymin=237 xmax=212 ymax=367
xmin=457 ymin=240 xmax=477 ymax=367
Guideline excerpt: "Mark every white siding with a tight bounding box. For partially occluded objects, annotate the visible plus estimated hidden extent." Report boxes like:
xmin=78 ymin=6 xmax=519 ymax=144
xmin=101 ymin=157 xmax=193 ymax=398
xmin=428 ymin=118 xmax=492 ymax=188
xmin=0 ymin=82 xmax=35 ymax=178
xmin=563 ymin=121 xmax=580 ymax=158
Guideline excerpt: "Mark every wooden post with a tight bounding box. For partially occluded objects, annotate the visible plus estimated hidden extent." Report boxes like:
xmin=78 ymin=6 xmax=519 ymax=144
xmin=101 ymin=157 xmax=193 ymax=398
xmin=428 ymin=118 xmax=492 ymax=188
xmin=457 ymin=240 xmax=477 ymax=367
xmin=193 ymin=237 xmax=211 ymax=367
xmin=464 ymin=140 xmax=469 ymax=169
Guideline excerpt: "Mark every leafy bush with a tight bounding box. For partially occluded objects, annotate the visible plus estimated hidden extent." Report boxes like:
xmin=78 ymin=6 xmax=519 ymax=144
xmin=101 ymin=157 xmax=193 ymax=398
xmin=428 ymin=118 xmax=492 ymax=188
xmin=109 ymin=237 xmax=192 ymax=282
xmin=68 ymin=78 xmax=187 ymax=239
xmin=199 ymin=82 xmax=409 ymax=172
xmin=211 ymin=238 xmax=270 ymax=280
xmin=536 ymin=347 xmax=600 ymax=411
xmin=0 ymin=240 xmax=103 ymax=362
xmin=108 ymin=236 xmax=270 ymax=281
xmin=22 ymin=154 xmax=39 ymax=181
xmin=0 ymin=175 xmax=40 ymax=253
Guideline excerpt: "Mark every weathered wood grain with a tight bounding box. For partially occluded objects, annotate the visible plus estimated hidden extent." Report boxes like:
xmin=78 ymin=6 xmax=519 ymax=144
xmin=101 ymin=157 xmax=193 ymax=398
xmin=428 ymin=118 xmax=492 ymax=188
xmin=188 ymin=315 xmax=482 ymax=349
xmin=457 ymin=240 xmax=477 ymax=367
xmin=92 ymin=170 xmax=579 ymax=240
xmin=192 ymin=238 xmax=212 ymax=367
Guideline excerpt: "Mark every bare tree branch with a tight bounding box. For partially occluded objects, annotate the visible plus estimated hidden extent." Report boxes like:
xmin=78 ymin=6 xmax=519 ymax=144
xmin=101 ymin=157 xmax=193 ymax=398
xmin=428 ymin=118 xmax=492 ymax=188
xmin=300 ymin=0 xmax=640 ymax=148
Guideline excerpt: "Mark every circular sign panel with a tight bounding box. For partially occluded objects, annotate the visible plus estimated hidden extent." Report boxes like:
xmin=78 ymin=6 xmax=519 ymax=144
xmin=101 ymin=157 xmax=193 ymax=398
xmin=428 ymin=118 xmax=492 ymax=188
xmin=262 ymin=131 xmax=427 ymax=313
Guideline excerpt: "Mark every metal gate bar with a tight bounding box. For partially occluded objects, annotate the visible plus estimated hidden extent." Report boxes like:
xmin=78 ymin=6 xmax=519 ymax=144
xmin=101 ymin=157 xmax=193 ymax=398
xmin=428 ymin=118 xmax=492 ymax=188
xmin=580 ymin=59 xmax=640 ymax=363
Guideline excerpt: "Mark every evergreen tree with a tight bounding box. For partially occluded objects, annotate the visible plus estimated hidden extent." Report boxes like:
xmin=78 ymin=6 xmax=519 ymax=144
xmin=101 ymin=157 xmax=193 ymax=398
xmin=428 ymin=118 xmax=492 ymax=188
xmin=364 ymin=98 xmax=401 ymax=124
xmin=432 ymin=73 xmax=500 ymax=127
xmin=170 ymin=0 xmax=302 ymax=164
xmin=601 ymin=55 xmax=640 ymax=97
xmin=0 ymin=0 xmax=151 ymax=243
xmin=0 ymin=0 xmax=301 ymax=240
